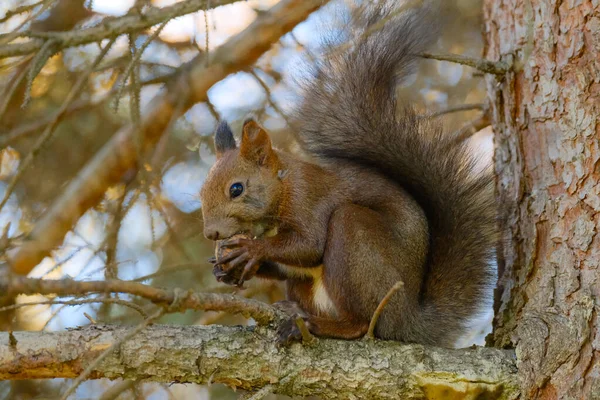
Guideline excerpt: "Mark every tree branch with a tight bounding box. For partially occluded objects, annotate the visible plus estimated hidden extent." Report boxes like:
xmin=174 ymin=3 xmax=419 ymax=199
xmin=0 ymin=275 xmax=278 ymax=325
xmin=420 ymin=52 xmax=510 ymax=75
xmin=7 ymin=0 xmax=326 ymax=275
xmin=420 ymin=103 xmax=486 ymax=119
xmin=0 ymin=0 xmax=238 ymax=59
xmin=0 ymin=325 xmax=519 ymax=399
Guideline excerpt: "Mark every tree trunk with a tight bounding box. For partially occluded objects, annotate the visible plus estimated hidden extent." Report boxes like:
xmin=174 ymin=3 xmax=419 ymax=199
xmin=484 ymin=0 xmax=600 ymax=398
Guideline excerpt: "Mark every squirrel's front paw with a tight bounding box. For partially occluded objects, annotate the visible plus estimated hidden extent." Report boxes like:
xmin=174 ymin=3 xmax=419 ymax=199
xmin=273 ymin=301 xmax=310 ymax=346
xmin=212 ymin=263 xmax=243 ymax=286
xmin=214 ymin=235 xmax=265 ymax=286
xmin=213 ymin=234 xmax=262 ymax=287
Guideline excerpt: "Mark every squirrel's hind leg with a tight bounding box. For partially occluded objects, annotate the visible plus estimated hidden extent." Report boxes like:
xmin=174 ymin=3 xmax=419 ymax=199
xmin=319 ymin=203 xmax=425 ymax=341
xmin=276 ymin=203 xmax=426 ymax=343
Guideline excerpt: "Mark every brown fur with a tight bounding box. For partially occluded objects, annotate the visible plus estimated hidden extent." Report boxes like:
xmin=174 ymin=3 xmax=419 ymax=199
xmin=200 ymin=2 xmax=496 ymax=347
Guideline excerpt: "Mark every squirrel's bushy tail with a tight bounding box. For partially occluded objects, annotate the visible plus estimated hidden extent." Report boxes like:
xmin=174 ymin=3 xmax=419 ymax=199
xmin=294 ymin=1 xmax=496 ymax=344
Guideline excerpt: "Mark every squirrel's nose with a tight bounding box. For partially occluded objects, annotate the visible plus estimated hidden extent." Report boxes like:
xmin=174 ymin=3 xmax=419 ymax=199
xmin=204 ymin=228 xmax=220 ymax=241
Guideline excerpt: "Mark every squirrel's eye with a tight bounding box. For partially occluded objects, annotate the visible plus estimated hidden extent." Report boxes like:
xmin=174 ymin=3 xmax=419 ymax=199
xmin=229 ymin=182 xmax=244 ymax=198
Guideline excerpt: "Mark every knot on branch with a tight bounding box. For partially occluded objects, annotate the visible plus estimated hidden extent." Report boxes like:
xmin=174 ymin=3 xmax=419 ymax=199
xmin=165 ymin=288 xmax=194 ymax=313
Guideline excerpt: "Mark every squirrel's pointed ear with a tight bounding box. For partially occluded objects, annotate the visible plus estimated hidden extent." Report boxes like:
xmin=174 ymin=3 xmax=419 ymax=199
xmin=214 ymin=121 xmax=236 ymax=158
xmin=240 ymin=118 xmax=277 ymax=167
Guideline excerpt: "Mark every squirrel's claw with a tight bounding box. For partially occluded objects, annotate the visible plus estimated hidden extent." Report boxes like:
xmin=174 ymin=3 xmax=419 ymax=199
xmin=219 ymin=237 xmax=247 ymax=248
xmin=273 ymin=301 xmax=308 ymax=347
xmin=238 ymin=258 xmax=259 ymax=285
xmin=214 ymin=249 xmax=246 ymax=269
xmin=276 ymin=318 xmax=303 ymax=347
xmin=214 ymin=238 xmax=265 ymax=286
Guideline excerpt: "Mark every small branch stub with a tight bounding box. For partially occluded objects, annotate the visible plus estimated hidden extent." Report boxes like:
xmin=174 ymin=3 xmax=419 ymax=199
xmin=420 ymin=52 xmax=510 ymax=75
xmin=295 ymin=317 xmax=316 ymax=345
xmin=366 ymin=281 xmax=404 ymax=339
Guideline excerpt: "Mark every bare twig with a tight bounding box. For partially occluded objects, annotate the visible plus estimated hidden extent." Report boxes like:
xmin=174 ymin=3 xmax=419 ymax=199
xmin=295 ymin=317 xmax=316 ymax=344
xmin=248 ymin=68 xmax=294 ymax=129
xmin=83 ymin=312 xmax=96 ymax=323
xmin=450 ymin=113 xmax=491 ymax=144
xmin=59 ymin=306 xmax=165 ymax=400
xmin=1 ymin=275 xmax=279 ymax=325
xmin=421 ymin=103 xmax=486 ymax=119
xmin=115 ymin=20 xmax=169 ymax=112
xmin=0 ymin=1 xmax=45 ymax=24
xmin=204 ymin=0 xmax=210 ymax=66
xmin=327 ymin=0 xmax=423 ymax=59
xmin=242 ymin=384 xmax=274 ymax=400
xmin=151 ymin=195 xmax=196 ymax=262
xmin=131 ymin=263 xmax=202 ymax=283
xmin=0 ymin=58 xmax=32 ymax=123
xmin=0 ymin=297 xmax=149 ymax=318
xmin=99 ymin=380 xmax=137 ymax=400
xmin=366 ymin=281 xmax=404 ymax=339
xmin=0 ymin=0 xmax=56 ymax=46
xmin=195 ymin=282 xmax=277 ymax=325
xmin=420 ymin=52 xmax=510 ymax=75
xmin=22 ymin=38 xmax=58 ymax=108
xmin=104 ymin=188 xmax=127 ymax=280
xmin=0 ymin=0 xmax=239 ymax=59
xmin=0 ymin=74 xmax=172 ymax=147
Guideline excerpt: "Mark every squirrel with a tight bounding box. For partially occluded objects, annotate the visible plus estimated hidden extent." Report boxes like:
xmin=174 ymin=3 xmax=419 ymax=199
xmin=200 ymin=1 xmax=496 ymax=347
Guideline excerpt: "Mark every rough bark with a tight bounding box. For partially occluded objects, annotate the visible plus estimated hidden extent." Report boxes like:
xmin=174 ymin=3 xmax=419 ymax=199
xmin=484 ymin=0 xmax=600 ymax=398
xmin=0 ymin=325 xmax=519 ymax=399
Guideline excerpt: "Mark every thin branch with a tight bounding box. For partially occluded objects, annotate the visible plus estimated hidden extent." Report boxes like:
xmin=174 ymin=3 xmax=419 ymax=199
xmin=0 ymin=1 xmax=45 ymax=24
xmin=421 ymin=103 xmax=486 ymax=119
xmin=295 ymin=317 xmax=316 ymax=344
xmin=420 ymin=52 xmax=510 ymax=75
xmin=104 ymin=187 xmax=127 ymax=280
xmin=83 ymin=312 xmax=96 ymax=323
xmin=204 ymin=0 xmax=210 ymax=66
xmin=366 ymin=281 xmax=404 ymax=339
xmin=22 ymin=38 xmax=58 ymax=108
xmin=0 ymin=57 xmax=32 ymax=123
xmin=151 ymin=193 xmax=196 ymax=262
xmin=242 ymin=384 xmax=274 ymax=400
xmin=0 ymin=298 xmax=149 ymax=318
xmin=0 ymin=74 xmax=172 ymax=147
xmin=195 ymin=282 xmax=277 ymax=325
xmin=131 ymin=262 xmax=207 ymax=282
xmin=115 ymin=21 xmax=169 ymax=112
xmin=248 ymin=68 xmax=295 ymax=129
xmin=450 ymin=113 xmax=491 ymax=144
xmin=59 ymin=306 xmax=165 ymax=400
xmin=0 ymin=0 xmax=56 ymax=46
xmin=0 ymin=0 xmax=239 ymax=59
xmin=99 ymin=380 xmax=137 ymax=400
xmin=327 ymin=0 xmax=423 ymax=59
xmin=1 ymin=275 xmax=279 ymax=325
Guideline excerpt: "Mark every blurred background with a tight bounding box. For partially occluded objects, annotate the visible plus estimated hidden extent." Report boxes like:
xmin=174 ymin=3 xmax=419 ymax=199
xmin=0 ymin=0 xmax=492 ymax=398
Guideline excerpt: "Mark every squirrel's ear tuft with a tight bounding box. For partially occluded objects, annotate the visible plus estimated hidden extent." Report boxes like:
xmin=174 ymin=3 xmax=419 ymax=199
xmin=214 ymin=121 xmax=236 ymax=157
xmin=240 ymin=118 xmax=277 ymax=167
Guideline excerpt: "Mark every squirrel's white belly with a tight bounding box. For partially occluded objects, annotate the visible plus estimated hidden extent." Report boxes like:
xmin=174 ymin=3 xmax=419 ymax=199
xmin=277 ymin=263 xmax=337 ymax=316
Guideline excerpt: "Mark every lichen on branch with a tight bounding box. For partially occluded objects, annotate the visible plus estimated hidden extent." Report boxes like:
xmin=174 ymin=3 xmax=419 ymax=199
xmin=0 ymin=325 xmax=519 ymax=399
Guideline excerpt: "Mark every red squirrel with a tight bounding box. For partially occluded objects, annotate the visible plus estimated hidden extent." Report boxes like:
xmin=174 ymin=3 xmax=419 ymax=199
xmin=200 ymin=2 xmax=496 ymax=347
